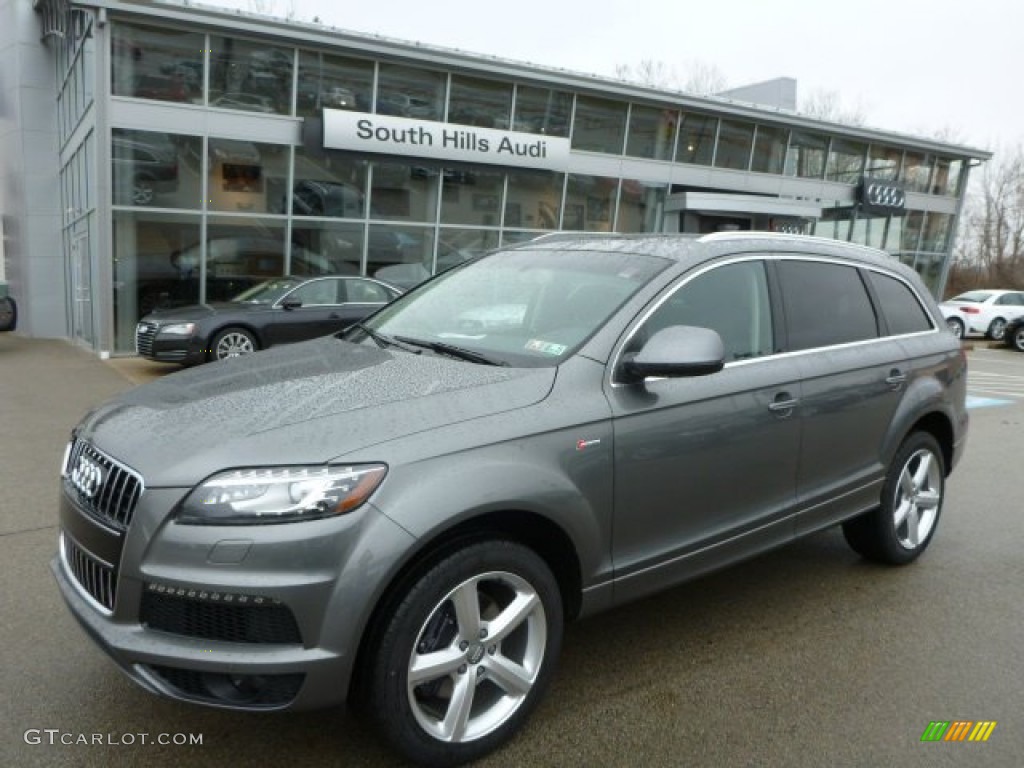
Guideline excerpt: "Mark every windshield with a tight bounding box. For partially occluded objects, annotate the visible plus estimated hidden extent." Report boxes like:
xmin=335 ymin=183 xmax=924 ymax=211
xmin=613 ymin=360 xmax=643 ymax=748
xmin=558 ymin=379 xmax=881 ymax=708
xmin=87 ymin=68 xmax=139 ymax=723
xmin=232 ymin=277 xmax=303 ymax=304
xmin=348 ymin=246 xmax=670 ymax=366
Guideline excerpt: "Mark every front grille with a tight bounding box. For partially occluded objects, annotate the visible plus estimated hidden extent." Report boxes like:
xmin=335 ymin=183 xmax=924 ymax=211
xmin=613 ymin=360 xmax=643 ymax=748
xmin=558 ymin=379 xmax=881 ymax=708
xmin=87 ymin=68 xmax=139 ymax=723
xmin=64 ymin=440 xmax=143 ymax=531
xmin=136 ymin=322 xmax=157 ymax=356
xmin=146 ymin=665 xmax=305 ymax=708
xmin=63 ymin=535 xmax=117 ymax=612
xmin=141 ymin=590 xmax=303 ymax=645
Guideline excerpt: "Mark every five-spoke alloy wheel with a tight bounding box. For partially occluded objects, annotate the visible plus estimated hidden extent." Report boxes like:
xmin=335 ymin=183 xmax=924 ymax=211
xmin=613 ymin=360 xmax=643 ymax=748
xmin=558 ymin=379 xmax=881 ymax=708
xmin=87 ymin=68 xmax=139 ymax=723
xmin=843 ymin=431 xmax=945 ymax=564
xmin=365 ymin=540 xmax=563 ymax=767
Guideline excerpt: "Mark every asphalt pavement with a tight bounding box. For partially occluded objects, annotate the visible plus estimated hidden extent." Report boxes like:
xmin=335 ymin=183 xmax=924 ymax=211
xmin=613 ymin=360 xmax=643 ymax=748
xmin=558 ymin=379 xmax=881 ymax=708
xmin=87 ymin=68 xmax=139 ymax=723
xmin=1 ymin=335 xmax=1022 ymax=767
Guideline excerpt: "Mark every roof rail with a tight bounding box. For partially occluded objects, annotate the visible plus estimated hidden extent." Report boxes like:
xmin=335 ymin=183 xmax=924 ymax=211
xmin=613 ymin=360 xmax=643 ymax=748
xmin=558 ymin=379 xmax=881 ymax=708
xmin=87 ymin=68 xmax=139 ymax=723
xmin=528 ymin=231 xmax=623 ymax=244
xmin=696 ymin=230 xmax=886 ymax=255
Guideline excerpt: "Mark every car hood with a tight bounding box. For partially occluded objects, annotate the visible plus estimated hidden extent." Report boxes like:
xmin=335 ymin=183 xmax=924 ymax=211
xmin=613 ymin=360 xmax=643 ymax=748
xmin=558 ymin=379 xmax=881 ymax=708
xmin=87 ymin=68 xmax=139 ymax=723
xmin=77 ymin=336 xmax=556 ymax=487
xmin=141 ymin=302 xmax=260 ymax=324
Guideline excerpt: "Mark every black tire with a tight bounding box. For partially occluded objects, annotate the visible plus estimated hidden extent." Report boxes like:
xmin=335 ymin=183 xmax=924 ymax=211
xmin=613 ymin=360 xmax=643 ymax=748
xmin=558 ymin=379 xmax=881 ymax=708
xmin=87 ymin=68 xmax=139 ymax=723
xmin=1011 ymin=326 xmax=1024 ymax=353
xmin=945 ymin=317 xmax=964 ymax=339
xmin=842 ymin=432 xmax=945 ymax=565
xmin=987 ymin=317 xmax=1007 ymax=341
xmin=0 ymin=296 xmax=16 ymax=332
xmin=364 ymin=540 xmax=563 ymax=768
xmin=210 ymin=327 xmax=258 ymax=361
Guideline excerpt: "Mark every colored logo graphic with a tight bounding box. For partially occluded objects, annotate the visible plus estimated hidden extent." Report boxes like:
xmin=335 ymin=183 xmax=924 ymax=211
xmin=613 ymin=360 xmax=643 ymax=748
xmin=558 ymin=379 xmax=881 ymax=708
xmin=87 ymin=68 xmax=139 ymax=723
xmin=921 ymin=721 xmax=997 ymax=742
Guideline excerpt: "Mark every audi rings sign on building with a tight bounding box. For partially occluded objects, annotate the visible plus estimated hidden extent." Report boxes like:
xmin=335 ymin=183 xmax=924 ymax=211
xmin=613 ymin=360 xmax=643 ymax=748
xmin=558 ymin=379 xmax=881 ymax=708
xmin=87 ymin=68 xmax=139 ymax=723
xmin=860 ymin=177 xmax=907 ymax=214
xmin=70 ymin=455 xmax=105 ymax=499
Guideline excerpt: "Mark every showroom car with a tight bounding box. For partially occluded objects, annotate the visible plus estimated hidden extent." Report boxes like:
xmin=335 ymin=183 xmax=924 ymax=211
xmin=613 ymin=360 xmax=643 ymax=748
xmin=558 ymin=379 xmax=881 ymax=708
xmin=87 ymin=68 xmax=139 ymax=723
xmin=939 ymin=288 xmax=1024 ymax=339
xmin=55 ymin=233 xmax=967 ymax=767
xmin=135 ymin=274 xmax=401 ymax=364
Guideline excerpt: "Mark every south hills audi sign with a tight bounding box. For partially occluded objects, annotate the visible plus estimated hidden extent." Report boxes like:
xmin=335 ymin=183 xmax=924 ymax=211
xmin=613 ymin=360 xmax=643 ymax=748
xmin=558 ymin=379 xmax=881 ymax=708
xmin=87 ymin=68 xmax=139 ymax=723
xmin=859 ymin=177 xmax=907 ymax=215
xmin=322 ymin=109 xmax=571 ymax=171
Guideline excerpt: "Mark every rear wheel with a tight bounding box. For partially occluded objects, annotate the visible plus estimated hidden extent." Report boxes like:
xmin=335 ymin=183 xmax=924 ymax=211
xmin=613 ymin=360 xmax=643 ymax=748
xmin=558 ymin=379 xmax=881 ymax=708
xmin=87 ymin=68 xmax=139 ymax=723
xmin=210 ymin=327 xmax=257 ymax=361
xmin=843 ymin=432 xmax=945 ymax=565
xmin=945 ymin=317 xmax=964 ymax=339
xmin=987 ymin=317 xmax=1007 ymax=341
xmin=364 ymin=540 xmax=563 ymax=767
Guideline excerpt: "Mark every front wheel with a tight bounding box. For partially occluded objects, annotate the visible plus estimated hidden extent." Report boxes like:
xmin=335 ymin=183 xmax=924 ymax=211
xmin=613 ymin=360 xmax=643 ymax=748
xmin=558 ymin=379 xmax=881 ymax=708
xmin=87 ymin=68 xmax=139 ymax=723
xmin=987 ymin=317 xmax=1007 ymax=341
xmin=364 ymin=540 xmax=563 ymax=767
xmin=945 ymin=317 xmax=964 ymax=339
xmin=843 ymin=432 xmax=945 ymax=565
xmin=210 ymin=327 xmax=258 ymax=361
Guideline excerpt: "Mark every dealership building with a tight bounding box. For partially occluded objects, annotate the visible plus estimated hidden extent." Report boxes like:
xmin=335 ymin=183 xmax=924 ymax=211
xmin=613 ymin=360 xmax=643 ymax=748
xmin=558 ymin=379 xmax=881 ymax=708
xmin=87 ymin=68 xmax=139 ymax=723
xmin=1 ymin=0 xmax=992 ymax=356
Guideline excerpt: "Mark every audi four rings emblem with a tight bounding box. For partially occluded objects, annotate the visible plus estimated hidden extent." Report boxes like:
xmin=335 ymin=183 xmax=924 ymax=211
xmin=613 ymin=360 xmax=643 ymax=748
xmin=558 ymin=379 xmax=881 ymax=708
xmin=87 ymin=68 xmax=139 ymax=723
xmin=70 ymin=455 xmax=105 ymax=499
xmin=865 ymin=183 xmax=906 ymax=209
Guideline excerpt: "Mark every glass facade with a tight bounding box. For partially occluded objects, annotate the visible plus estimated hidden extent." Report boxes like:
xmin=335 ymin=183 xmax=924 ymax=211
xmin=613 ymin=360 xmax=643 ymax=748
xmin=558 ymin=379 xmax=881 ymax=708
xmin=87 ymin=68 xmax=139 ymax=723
xmin=92 ymin=16 xmax=980 ymax=353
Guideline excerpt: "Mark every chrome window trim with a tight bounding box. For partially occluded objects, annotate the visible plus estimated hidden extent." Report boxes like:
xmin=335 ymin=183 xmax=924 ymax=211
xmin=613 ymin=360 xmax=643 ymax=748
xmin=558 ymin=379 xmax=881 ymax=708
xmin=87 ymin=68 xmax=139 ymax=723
xmin=608 ymin=253 xmax=940 ymax=388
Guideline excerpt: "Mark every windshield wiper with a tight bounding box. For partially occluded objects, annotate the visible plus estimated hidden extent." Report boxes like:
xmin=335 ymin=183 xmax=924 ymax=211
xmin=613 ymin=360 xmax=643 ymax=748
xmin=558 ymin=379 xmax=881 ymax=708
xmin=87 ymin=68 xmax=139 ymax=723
xmin=393 ymin=335 xmax=508 ymax=366
xmin=346 ymin=323 xmax=422 ymax=354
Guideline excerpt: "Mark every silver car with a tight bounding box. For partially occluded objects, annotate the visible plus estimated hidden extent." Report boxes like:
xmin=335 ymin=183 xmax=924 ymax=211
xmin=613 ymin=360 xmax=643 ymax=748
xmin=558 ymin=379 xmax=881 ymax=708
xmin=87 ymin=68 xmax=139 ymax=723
xmin=54 ymin=233 xmax=967 ymax=766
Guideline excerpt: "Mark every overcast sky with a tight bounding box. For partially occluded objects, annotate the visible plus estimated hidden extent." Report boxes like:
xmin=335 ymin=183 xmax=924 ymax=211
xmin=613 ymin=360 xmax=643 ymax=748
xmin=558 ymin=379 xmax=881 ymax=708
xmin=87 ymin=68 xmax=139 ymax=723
xmin=199 ymin=0 xmax=1020 ymax=153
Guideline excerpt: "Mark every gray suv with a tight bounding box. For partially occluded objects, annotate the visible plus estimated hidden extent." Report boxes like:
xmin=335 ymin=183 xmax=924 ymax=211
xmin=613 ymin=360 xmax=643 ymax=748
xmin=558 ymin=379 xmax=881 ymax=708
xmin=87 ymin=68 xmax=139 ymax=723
xmin=53 ymin=233 xmax=967 ymax=766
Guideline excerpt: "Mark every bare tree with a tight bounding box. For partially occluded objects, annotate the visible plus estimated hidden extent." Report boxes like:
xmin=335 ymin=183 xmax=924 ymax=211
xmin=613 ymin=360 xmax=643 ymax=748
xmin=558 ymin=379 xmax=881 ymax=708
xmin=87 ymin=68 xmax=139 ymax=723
xmin=613 ymin=60 xmax=679 ymax=90
xmin=948 ymin=145 xmax=1024 ymax=295
xmin=613 ymin=59 xmax=728 ymax=95
xmin=681 ymin=60 xmax=728 ymax=96
xmin=245 ymin=0 xmax=297 ymax=19
xmin=799 ymin=88 xmax=866 ymax=126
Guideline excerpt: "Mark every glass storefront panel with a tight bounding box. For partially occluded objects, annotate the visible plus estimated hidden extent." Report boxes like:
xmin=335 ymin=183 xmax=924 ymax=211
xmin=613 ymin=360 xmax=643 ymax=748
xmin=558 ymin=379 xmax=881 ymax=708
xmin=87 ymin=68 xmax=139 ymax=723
xmin=292 ymin=147 xmax=369 ymax=218
xmin=203 ymin=217 xmax=289 ymax=300
xmin=914 ymin=252 xmax=944 ymax=294
xmin=112 ymin=211 xmax=201 ymax=350
xmin=900 ymin=210 xmax=925 ymax=252
xmin=112 ymin=129 xmax=202 ymax=209
xmin=750 ymin=125 xmax=788 ymax=174
xmin=565 ymin=174 xmax=618 ymax=232
xmin=866 ymin=145 xmax=901 ymax=181
xmin=813 ymin=205 xmax=853 ymax=241
xmin=111 ymin=22 xmax=204 ymax=104
xmin=900 ymin=151 xmax=932 ymax=193
xmin=209 ymin=36 xmax=293 ymax=114
xmin=367 ymin=224 xmax=435 ymax=289
xmin=448 ymin=75 xmax=513 ymax=128
xmin=626 ymin=105 xmax=677 ymax=160
xmin=440 ymin=167 xmax=505 ymax=227
xmin=500 ymin=230 xmax=540 ymax=246
xmin=437 ymin=227 xmax=499 ymax=272
xmin=921 ymin=212 xmax=953 ymax=252
xmin=826 ymin=139 xmax=866 ymax=183
xmin=512 ymin=86 xmax=572 ymax=137
xmin=572 ymin=96 xmax=627 ymax=154
xmin=850 ymin=212 xmax=888 ymax=250
xmin=676 ymin=112 xmax=717 ymax=166
xmin=931 ymin=158 xmax=963 ymax=196
xmin=296 ymin=50 xmax=373 ymax=117
xmin=505 ymin=169 xmax=564 ymax=230
xmin=207 ymin=140 xmax=289 ymax=214
xmin=714 ymin=120 xmax=754 ymax=170
xmin=616 ymin=180 xmax=665 ymax=233
xmin=785 ymin=131 xmax=828 ymax=178
xmin=369 ymin=161 xmax=441 ymax=223
xmin=377 ymin=64 xmax=445 ymax=121
xmin=888 ymin=215 xmax=906 ymax=259
xmin=291 ymin=221 xmax=366 ymax=276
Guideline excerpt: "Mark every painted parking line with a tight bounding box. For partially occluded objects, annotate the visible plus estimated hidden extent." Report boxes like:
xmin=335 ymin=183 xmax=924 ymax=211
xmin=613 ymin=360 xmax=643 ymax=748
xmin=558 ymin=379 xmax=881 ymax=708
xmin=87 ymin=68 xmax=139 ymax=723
xmin=966 ymin=395 xmax=1015 ymax=409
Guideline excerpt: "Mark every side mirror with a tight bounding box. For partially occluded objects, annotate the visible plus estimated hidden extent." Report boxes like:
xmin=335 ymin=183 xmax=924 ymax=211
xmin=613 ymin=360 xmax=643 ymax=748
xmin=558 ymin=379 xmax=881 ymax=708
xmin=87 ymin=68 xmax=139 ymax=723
xmin=618 ymin=326 xmax=725 ymax=384
xmin=280 ymin=298 xmax=302 ymax=310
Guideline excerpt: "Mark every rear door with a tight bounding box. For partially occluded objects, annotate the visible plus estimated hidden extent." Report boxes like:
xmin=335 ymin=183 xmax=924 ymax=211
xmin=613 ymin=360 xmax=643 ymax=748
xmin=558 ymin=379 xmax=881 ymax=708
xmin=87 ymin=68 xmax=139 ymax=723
xmin=263 ymin=277 xmax=345 ymax=345
xmin=774 ymin=258 xmax=908 ymax=535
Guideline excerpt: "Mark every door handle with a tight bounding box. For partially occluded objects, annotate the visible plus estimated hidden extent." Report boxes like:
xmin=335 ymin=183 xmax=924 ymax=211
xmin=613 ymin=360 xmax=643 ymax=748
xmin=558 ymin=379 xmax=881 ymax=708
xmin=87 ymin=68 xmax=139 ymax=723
xmin=768 ymin=394 xmax=799 ymax=413
xmin=886 ymin=370 xmax=907 ymax=389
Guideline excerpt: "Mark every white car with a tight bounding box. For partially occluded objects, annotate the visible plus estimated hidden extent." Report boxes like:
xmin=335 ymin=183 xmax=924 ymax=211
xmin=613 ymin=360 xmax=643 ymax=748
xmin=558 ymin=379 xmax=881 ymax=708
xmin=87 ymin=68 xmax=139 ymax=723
xmin=939 ymin=289 xmax=1024 ymax=340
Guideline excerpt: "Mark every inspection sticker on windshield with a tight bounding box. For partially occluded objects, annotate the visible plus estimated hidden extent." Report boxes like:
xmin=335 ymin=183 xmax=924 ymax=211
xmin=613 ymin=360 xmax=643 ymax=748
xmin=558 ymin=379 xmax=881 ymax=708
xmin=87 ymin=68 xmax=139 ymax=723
xmin=525 ymin=339 xmax=567 ymax=356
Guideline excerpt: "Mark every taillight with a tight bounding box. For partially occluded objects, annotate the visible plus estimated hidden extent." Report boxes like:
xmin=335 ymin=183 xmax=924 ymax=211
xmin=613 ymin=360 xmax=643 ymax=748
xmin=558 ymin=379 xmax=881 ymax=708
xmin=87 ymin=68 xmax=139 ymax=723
xmin=960 ymin=306 xmax=980 ymax=314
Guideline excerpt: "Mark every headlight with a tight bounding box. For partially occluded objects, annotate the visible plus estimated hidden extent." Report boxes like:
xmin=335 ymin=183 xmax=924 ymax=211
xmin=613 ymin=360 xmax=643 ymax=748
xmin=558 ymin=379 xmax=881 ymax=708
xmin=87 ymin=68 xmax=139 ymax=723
xmin=176 ymin=464 xmax=387 ymax=525
xmin=159 ymin=322 xmax=197 ymax=336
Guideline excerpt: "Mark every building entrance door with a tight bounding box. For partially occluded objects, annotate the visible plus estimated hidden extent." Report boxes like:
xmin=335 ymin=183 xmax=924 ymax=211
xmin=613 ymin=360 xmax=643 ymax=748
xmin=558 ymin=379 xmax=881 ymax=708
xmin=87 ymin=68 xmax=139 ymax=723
xmin=69 ymin=230 xmax=94 ymax=345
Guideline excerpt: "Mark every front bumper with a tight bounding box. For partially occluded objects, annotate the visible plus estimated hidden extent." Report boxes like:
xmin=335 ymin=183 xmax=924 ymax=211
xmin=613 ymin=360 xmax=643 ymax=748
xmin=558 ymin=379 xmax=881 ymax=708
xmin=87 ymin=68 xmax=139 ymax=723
xmin=137 ymin=334 xmax=208 ymax=365
xmin=53 ymin=484 xmax=415 ymax=711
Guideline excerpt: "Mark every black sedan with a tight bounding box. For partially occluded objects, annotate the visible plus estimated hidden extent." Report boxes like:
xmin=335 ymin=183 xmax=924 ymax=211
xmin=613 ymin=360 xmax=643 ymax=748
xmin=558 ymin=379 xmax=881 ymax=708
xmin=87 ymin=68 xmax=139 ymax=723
xmin=1004 ymin=314 xmax=1024 ymax=352
xmin=135 ymin=275 xmax=401 ymax=365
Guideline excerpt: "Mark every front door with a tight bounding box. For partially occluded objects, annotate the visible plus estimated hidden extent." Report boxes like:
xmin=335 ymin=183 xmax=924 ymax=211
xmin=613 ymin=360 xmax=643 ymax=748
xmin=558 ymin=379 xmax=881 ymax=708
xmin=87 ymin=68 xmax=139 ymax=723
xmin=69 ymin=230 xmax=94 ymax=345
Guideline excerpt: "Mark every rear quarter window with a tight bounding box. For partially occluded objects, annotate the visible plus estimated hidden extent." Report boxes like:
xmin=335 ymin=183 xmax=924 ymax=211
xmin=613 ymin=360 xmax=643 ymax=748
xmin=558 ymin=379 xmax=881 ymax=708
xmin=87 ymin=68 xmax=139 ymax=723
xmin=867 ymin=271 xmax=934 ymax=335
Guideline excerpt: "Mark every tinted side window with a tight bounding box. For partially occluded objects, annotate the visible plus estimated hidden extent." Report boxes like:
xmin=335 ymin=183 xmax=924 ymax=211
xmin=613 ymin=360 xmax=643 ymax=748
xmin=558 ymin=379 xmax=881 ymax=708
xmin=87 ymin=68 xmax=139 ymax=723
xmin=867 ymin=271 xmax=933 ymax=335
xmin=777 ymin=260 xmax=878 ymax=351
xmin=631 ymin=261 xmax=773 ymax=362
xmin=996 ymin=293 xmax=1024 ymax=306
